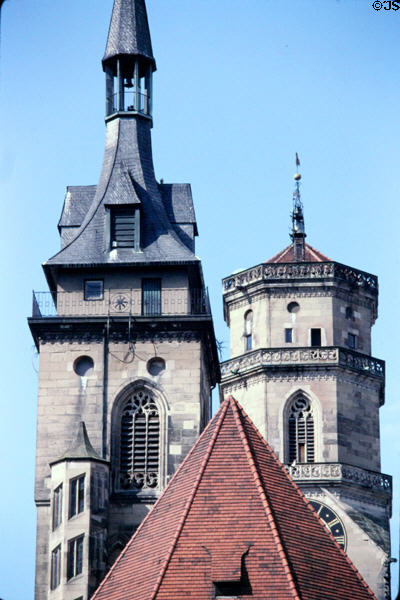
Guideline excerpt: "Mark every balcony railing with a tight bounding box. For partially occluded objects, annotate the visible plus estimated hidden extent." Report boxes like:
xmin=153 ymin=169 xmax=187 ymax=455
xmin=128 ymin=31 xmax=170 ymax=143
xmin=220 ymin=346 xmax=385 ymax=380
xmin=32 ymin=288 xmax=211 ymax=318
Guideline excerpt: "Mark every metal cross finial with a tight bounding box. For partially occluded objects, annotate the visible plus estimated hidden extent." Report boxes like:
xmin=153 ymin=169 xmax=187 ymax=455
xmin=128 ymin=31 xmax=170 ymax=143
xmin=290 ymin=153 xmax=306 ymax=258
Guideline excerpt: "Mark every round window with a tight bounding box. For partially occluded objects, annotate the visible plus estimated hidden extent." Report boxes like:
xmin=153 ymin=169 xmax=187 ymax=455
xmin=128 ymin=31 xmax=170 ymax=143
xmin=147 ymin=357 xmax=166 ymax=376
xmin=73 ymin=356 xmax=94 ymax=377
xmin=287 ymin=301 xmax=300 ymax=314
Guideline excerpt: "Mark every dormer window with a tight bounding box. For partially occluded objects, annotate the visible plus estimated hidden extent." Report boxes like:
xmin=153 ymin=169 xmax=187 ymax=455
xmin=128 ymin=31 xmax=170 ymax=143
xmin=111 ymin=207 xmax=139 ymax=249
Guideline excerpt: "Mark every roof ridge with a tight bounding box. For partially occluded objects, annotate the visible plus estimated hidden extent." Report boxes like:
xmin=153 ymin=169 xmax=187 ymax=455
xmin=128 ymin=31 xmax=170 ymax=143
xmin=91 ymin=406 xmax=226 ymax=600
xmin=149 ymin=399 xmax=231 ymax=599
xmin=229 ymin=397 xmax=301 ymax=600
xmin=232 ymin=397 xmax=377 ymax=600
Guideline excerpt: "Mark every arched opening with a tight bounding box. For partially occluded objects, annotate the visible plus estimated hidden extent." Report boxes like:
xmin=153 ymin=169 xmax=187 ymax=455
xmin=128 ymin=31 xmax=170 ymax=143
xmin=117 ymin=387 xmax=161 ymax=491
xmin=287 ymin=393 xmax=315 ymax=463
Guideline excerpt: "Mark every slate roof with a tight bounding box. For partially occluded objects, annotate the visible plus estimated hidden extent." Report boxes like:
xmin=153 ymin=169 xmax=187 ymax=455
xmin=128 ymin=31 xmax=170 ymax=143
xmin=266 ymin=242 xmax=331 ymax=263
xmin=58 ymin=186 xmax=97 ymax=229
xmin=91 ymin=396 xmax=376 ymax=600
xmin=103 ymin=0 xmax=155 ymax=68
xmin=159 ymin=183 xmax=198 ymax=235
xmin=45 ymin=118 xmax=198 ymax=269
xmin=50 ymin=422 xmax=107 ymax=465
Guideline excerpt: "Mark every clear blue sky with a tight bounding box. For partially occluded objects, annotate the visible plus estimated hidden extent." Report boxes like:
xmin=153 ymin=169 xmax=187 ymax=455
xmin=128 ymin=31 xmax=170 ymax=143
xmin=0 ymin=0 xmax=399 ymax=598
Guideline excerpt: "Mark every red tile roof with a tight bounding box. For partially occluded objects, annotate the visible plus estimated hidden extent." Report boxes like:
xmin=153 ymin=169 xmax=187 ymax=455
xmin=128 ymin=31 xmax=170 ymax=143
xmin=92 ymin=397 xmax=376 ymax=600
xmin=266 ymin=242 xmax=331 ymax=263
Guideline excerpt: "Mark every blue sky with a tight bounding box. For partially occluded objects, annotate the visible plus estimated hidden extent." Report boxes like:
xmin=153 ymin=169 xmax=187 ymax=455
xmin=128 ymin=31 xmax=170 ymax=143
xmin=0 ymin=0 xmax=399 ymax=598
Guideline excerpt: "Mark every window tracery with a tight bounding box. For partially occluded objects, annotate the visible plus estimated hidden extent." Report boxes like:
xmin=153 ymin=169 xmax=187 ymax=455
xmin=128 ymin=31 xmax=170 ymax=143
xmin=288 ymin=394 xmax=315 ymax=463
xmin=119 ymin=389 xmax=160 ymax=491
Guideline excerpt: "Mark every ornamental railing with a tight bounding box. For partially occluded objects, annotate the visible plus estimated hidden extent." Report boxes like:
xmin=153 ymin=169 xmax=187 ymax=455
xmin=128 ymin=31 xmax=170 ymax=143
xmin=32 ymin=288 xmax=211 ymax=318
xmin=222 ymin=261 xmax=378 ymax=295
xmin=285 ymin=462 xmax=392 ymax=494
xmin=220 ymin=346 xmax=385 ymax=380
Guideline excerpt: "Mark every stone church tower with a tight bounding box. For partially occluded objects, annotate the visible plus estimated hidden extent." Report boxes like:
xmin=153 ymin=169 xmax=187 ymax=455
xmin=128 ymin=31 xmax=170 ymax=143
xmin=220 ymin=172 xmax=392 ymax=599
xmin=28 ymin=1 xmax=219 ymax=599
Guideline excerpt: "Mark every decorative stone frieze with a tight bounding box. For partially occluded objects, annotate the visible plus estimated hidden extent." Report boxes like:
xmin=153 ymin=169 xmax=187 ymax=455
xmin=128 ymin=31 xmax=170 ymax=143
xmin=285 ymin=462 xmax=392 ymax=496
xmin=221 ymin=347 xmax=384 ymax=380
xmin=223 ymin=261 xmax=378 ymax=295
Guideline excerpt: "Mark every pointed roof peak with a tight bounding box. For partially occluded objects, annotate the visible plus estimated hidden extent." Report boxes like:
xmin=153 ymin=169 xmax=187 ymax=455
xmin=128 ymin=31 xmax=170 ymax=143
xmin=103 ymin=0 xmax=155 ymax=69
xmin=92 ymin=395 xmax=376 ymax=600
xmin=50 ymin=422 xmax=107 ymax=465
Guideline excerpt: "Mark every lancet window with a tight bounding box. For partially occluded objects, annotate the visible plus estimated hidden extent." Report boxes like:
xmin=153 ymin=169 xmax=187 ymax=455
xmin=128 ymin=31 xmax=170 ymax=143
xmin=288 ymin=394 xmax=315 ymax=463
xmin=119 ymin=389 xmax=160 ymax=491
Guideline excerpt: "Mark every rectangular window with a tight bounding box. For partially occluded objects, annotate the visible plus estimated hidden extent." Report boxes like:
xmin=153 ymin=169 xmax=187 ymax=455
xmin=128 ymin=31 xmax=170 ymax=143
xmin=50 ymin=545 xmax=61 ymax=590
xmin=348 ymin=333 xmax=357 ymax=349
xmin=285 ymin=328 xmax=293 ymax=343
xmin=111 ymin=208 xmax=136 ymax=248
xmin=142 ymin=278 xmax=161 ymax=316
xmin=245 ymin=335 xmax=252 ymax=351
xmin=310 ymin=328 xmax=321 ymax=347
xmin=67 ymin=535 xmax=84 ymax=580
xmin=52 ymin=484 xmax=63 ymax=530
xmin=69 ymin=475 xmax=85 ymax=518
xmin=84 ymin=280 xmax=104 ymax=300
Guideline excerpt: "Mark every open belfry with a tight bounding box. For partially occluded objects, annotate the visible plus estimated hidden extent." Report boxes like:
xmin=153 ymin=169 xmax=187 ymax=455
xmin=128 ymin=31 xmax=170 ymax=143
xmin=28 ymin=1 xmax=392 ymax=600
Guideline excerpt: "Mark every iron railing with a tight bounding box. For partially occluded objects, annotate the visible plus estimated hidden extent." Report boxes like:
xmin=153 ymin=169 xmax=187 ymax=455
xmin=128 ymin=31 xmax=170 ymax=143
xmin=32 ymin=288 xmax=211 ymax=318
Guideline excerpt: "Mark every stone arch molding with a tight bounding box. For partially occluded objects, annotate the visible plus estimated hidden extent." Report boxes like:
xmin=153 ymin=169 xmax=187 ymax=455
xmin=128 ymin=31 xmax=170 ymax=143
xmin=111 ymin=379 xmax=169 ymax=494
xmin=281 ymin=388 xmax=322 ymax=464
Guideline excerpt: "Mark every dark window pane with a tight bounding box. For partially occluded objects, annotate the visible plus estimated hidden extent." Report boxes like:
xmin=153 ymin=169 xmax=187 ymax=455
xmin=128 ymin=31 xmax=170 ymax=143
xmin=67 ymin=540 xmax=75 ymax=580
xmin=285 ymin=328 xmax=293 ymax=343
xmin=69 ymin=479 xmax=77 ymax=518
xmin=76 ymin=537 xmax=83 ymax=575
xmin=52 ymin=484 xmax=63 ymax=530
xmin=310 ymin=328 xmax=321 ymax=347
xmin=245 ymin=335 xmax=252 ymax=351
xmin=348 ymin=333 xmax=357 ymax=349
xmin=142 ymin=279 xmax=161 ymax=316
xmin=78 ymin=476 xmax=85 ymax=513
xmin=84 ymin=280 xmax=103 ymax=300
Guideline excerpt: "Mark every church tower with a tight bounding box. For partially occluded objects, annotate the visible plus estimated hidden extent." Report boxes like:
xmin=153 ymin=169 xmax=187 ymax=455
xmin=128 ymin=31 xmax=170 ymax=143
xmin=220 ymin=166 xmax=392 ymax=599
xmin=28 ymin=1 xmax=219 ymax=599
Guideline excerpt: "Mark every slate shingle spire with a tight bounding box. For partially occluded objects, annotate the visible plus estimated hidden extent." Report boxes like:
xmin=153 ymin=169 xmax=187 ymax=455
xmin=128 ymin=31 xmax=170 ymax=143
xmin=103 ymin=0 xmax=156 ymax=68
xmin=44 ymin=0 xmax=198 ymax=286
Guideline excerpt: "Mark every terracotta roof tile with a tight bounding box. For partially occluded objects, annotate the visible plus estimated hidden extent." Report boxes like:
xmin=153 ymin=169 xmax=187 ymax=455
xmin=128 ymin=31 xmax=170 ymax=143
xmin=92 ymin=397 xmax=376 ymax=600
xmin=266 ymin=242 xmax=331 ymax=263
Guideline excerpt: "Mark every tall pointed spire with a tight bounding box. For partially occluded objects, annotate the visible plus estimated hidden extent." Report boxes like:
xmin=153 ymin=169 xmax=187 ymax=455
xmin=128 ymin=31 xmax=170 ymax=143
xmin=103 ymin=0 xmax=156 ymax=68
xmin=290 ymin=153 xmax=306 ymax=261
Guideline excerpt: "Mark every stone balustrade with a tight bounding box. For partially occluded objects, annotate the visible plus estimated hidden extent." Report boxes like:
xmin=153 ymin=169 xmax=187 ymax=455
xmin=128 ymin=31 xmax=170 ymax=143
xmin=285 ymin=462 xmax=392 ymax=495
xmin=220 ymin=346 xmax=385 ymax=380
xmin=222 ymin=261 xmax=378 ymax=295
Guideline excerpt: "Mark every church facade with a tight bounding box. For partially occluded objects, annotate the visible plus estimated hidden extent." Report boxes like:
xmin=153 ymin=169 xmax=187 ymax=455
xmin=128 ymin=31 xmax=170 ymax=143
xmin=28 ymin=1 xmax=392 ymax=599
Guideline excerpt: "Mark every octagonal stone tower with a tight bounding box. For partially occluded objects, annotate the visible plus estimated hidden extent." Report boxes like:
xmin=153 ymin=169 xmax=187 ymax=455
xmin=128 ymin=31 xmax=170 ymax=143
xmin=220 ymin=174 xmax=392 ymax=600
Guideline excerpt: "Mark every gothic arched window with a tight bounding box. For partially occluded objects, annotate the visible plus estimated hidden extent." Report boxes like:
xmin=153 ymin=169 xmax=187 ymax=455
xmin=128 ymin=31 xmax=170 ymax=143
xmin=119 ymin=389 xmax=160 ymax=491
xmin=288 ymin=394 xmax=315 ymax=463
xmin=244 ymin=310 xmax=253 ymax=351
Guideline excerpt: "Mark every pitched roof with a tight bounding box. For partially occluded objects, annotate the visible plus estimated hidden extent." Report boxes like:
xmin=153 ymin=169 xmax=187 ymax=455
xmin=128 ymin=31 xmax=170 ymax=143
xmin=92 ymin=397 xmax=376 ymax=600
xmin=103 ymin=0 xmax=155 ymax=67
xmin=50 ymin=422 xmax=107 ymax=465
xmin=266 ymin=242 xmax=331 ymax=263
